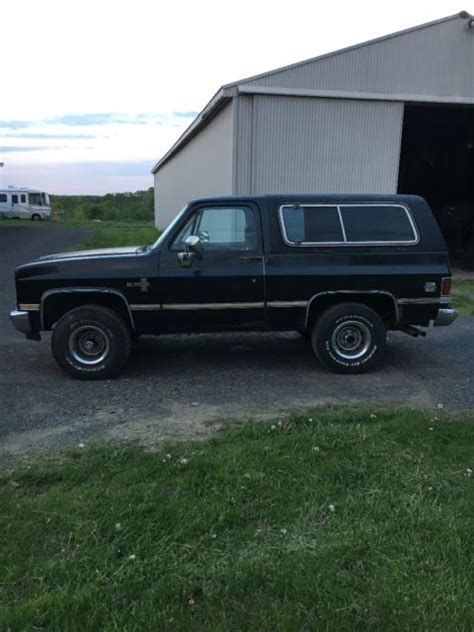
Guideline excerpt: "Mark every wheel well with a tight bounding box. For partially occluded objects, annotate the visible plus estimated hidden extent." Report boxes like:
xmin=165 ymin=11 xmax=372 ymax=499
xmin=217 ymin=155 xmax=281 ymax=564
xmin=42 ymin=291 xmax=134 ymax=331
xmin=306 ymin=293 xmax=398 ymax=328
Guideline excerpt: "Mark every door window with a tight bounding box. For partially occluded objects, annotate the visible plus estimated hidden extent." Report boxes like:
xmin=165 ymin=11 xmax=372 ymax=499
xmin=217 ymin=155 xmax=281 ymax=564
xmin=12 ymin=194 xmax=18 ymax=204
xmin=172 ymin=206 xmax=259 ymax=251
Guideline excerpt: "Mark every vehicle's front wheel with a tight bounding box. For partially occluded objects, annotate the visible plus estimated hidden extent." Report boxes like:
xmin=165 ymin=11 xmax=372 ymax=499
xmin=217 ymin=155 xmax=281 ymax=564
xmin=51 ymin=305 xmax=132 ymax=379
xmin=31 ymin=213 xmax=42 ymax=221
xmin=312 ymin=303 xmax=386 ymax=374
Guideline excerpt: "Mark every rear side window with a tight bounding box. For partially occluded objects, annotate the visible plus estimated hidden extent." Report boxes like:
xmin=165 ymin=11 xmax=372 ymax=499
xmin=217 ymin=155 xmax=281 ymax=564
xmin=280 ymin=205 xmax=343 ymax=243
xmin=280 ymin=203 xmax=418 ymax=246
xmin=340 ymin=205 xmax=417 ymax=243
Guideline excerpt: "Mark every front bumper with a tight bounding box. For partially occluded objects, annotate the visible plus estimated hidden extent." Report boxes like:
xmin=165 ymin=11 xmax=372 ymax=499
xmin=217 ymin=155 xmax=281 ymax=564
xmin=10 ymin=309 xmax=41 ymax=340
xmin=10 ymin=309 xmax=32 ymax=334
xmin=434 ymin=307 xmax=458 ymax=327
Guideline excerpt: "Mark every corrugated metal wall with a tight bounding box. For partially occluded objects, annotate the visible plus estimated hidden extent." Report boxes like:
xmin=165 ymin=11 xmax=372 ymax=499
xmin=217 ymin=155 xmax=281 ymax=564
xmin=154 ymin=103 xmax=233 ymax=228
xmin=241 ymin=16 xmax=474 ymax=99
xmin=235 ymin=95 xmax=404 ymax=195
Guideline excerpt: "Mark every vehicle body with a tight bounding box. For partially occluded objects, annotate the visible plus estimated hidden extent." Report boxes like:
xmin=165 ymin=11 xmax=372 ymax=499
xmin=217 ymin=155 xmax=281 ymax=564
xmin=0 ymin=188 xmax=51 ymax=220
xmin=10 ymin=194 xmax=457 ymax=379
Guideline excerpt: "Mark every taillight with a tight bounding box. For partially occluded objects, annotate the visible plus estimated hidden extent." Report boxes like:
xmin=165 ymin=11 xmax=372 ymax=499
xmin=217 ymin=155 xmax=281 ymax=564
xmin=441 ymin=277 xmax=452 ymax=296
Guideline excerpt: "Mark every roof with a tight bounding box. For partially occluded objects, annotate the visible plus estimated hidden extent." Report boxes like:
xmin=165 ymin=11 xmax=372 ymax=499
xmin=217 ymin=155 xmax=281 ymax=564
xmin=152 ymin=11 xmax=473 ymax=174
xmin=186 ymin=193 xmax=426 ymax=206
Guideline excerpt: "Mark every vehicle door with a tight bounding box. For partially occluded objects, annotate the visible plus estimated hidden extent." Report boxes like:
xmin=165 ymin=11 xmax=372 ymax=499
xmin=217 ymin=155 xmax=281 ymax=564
xmin=158 ymin=203 xmax=265 ymax=331
xmin=0 ymin=193 xmax=8 ymax=219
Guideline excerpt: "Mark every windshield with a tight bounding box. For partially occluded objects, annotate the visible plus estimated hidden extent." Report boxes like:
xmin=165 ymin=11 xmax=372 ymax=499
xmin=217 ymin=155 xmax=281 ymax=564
xmin=42 ymin=192 xmax=51 ymax=207
xmin=28 ymin=193 xmax=43 ymax=206
xmin=151 ymin=205 xmax=189 ymax=250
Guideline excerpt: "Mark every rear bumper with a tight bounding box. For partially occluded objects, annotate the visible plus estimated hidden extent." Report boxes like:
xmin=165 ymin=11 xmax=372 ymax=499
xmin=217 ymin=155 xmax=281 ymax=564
xmin=433 ymin=307 xmax=458 ymax=327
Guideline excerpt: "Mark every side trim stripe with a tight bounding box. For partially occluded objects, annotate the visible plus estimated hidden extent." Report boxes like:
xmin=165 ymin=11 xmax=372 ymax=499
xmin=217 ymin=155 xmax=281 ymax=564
xmin=19 ymin=303 xmax=40 ymax=312
xmin=129 ymin=297 xmax=444 ymax=312
xmin=397 ymin=298 xmax=443 ymax=305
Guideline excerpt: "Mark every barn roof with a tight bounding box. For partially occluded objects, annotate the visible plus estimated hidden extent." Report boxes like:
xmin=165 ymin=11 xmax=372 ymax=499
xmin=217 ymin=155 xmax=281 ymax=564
xmin=152 ymin=11 xmax=474 ymax=174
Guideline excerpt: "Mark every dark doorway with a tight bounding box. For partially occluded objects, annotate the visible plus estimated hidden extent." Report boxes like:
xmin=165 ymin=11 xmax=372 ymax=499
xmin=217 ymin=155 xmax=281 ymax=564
xmin=398 ymin=103 xmax=474 ymax=268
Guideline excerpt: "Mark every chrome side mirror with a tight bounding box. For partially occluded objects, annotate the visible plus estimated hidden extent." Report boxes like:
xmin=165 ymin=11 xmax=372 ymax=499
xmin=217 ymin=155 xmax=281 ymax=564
xmin=177 ymin=251 xmax=194 ymax=268
xmin=184 ymin=235 xmax=203 ymax=254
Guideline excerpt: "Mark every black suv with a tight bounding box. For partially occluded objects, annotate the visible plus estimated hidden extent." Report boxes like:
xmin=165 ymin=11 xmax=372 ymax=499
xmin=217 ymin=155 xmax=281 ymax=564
xmin=10 ymin=194 xmax=456 ymax=379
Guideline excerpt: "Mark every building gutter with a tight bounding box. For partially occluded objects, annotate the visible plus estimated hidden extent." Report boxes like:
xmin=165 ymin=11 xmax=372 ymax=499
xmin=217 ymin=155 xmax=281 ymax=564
xmin=237 ymin=84 xmax=474 ymax=106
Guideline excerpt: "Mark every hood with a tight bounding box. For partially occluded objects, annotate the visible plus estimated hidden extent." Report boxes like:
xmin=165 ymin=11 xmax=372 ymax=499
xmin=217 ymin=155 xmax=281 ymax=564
xmin=38 ymin=246 xmax=140 ymax=262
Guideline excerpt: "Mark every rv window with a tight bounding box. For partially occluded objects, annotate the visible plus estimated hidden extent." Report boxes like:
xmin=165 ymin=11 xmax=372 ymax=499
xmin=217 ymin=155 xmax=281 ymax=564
xmin=0 ymin=194 xmax=7 ymax=203
xmin=20 ymin=194 xmax=26 ymax=203
xmin=29 ymin=193 xmax=43 ymax=206
xmin=12 ymin=195 xmax=18 ymax=204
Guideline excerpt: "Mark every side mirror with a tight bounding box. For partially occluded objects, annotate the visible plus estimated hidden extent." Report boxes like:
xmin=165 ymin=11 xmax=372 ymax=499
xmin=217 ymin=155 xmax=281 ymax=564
xmin=184 ymin=235 xmax=203 ymax=254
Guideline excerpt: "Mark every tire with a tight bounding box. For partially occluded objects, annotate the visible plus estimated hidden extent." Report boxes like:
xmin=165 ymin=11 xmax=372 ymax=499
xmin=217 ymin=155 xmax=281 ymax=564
xmin=312 ymin=303 xmax=386 ymax=374
xmin=51 ymin=305 xmax=132 ymax=380
xmin=31 ymin=214 xmax=41 ymax=221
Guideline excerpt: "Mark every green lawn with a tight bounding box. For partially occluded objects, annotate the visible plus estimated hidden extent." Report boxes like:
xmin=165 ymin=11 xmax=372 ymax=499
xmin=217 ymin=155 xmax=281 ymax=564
xmin=80 ymin=225 xmax=160 ymax=249
xmin=1 ymin=407 xmax=473 ymax=631
xmin=451 ymin=279 xmax=474 ymax=316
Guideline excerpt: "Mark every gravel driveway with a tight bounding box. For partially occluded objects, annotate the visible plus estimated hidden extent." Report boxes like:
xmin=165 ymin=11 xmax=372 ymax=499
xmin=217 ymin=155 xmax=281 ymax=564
xmin=1 ymin=224 xmax=473 ymax=462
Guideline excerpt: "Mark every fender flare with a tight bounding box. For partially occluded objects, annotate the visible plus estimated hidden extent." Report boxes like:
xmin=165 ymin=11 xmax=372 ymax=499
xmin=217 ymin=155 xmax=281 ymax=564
xmin=40 ymin=287 xmax=135 ymax=331
xmin=304 ymin=290 xmax=399 ymax=328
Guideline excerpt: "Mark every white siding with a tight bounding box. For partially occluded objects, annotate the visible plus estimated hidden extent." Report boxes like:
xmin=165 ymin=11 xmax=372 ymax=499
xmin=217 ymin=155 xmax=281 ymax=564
xmin=236 ymin=95 xmax=404 ymax=195
xmin=154 ymin=102 xmax=233 ymax=228
xmin=241 ymin=15 xmax=474 ymax=101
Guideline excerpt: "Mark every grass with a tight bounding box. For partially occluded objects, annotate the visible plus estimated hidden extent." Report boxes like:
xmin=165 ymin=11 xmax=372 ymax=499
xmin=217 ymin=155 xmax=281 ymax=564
xmin=1 ymin=407 xmax=473 ymax=631
xmin=0 ymin=218 xmax=154 ymax=231
xmin=80 ymin=225 xmax=161 ymax=249
xmin=451 ymin=279 xmax=474 ymax=316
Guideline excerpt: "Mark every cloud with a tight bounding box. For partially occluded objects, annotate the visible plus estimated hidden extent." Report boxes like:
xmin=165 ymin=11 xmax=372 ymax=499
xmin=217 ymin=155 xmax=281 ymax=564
xmin=0 ymin=120 xmax=33 ymax=130
xmin=173 ymin=111 xmax=199 ymax=118
xmin=45 ymin=113 xmax=119 ymax=126
xmin=3 ymin=132 xmax=97 ymax=140
xmin=0 ymin=111 xmax=199 ymax=131
xmin=0 ymin=145 xmax=61 ymax=153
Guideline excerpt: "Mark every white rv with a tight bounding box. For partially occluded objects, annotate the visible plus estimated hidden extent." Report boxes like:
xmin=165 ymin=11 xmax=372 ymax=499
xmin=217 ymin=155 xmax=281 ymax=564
xmin=0 ymin=187 xmax=51 ymax=220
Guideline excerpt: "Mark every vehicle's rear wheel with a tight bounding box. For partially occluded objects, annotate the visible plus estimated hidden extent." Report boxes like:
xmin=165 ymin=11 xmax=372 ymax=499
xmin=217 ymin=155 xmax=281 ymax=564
xmin=312 ymin=303 xmax=386 ymax=374
xmin=31 ymin=213 xmax=41 ymax=221
xmin=51 ymin=305 xmax=132 ymax=379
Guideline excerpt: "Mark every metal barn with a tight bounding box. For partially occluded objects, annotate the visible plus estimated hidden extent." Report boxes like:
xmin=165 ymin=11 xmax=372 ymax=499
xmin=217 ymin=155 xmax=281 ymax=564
xmin=152 ymin=11 xmax=474 ymax=262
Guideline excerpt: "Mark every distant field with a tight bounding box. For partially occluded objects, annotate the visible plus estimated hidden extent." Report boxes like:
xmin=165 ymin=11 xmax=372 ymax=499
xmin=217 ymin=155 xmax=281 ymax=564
xmin=0 ymin=218 xmax=154 ymax=230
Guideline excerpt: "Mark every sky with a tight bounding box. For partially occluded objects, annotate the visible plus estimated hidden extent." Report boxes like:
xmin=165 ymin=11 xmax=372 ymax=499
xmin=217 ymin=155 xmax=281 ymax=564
xmin=0 ymin=0 xmax=470 ymax=195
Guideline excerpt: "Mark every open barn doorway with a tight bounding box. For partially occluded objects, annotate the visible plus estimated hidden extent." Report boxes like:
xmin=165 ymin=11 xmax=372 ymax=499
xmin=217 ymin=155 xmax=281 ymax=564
xmin=398 ymin=103 xmax=474 ymax=269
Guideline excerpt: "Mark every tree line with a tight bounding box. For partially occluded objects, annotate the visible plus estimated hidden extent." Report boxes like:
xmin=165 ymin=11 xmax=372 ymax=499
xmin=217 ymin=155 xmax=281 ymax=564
xmin=52 ymin=188 xmax=154 ymax=222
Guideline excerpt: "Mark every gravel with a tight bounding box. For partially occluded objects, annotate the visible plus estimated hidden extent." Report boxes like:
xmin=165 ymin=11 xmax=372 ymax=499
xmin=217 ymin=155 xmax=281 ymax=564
xmin=1 ymin=223 xmax=473 ymax=462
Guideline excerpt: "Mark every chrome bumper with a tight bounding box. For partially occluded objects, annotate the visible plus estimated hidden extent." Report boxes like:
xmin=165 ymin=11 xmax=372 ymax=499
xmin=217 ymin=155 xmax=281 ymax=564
xmin=434 ymin=307 xmax=458 ymax=327
xmin=10 ymin=309 xmax=33 ymax=334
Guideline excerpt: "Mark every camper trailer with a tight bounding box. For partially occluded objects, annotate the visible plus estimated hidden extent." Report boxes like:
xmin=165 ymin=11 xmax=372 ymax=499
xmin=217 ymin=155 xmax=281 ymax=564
xmin=0 ymin=188 xmax=51 ymax=220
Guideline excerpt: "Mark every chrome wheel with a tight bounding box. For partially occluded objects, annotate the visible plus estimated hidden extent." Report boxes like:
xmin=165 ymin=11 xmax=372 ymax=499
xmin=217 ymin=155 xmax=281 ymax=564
xmin=68 ymin=325 xmax=110 ymax=365
xmin=331 ymin=320 xmax=372 ymax=360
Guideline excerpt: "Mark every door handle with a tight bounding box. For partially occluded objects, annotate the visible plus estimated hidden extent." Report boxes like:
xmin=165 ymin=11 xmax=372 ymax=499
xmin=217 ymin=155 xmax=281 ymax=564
xmin=239 ymin=255 xmax=263 ymax=263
